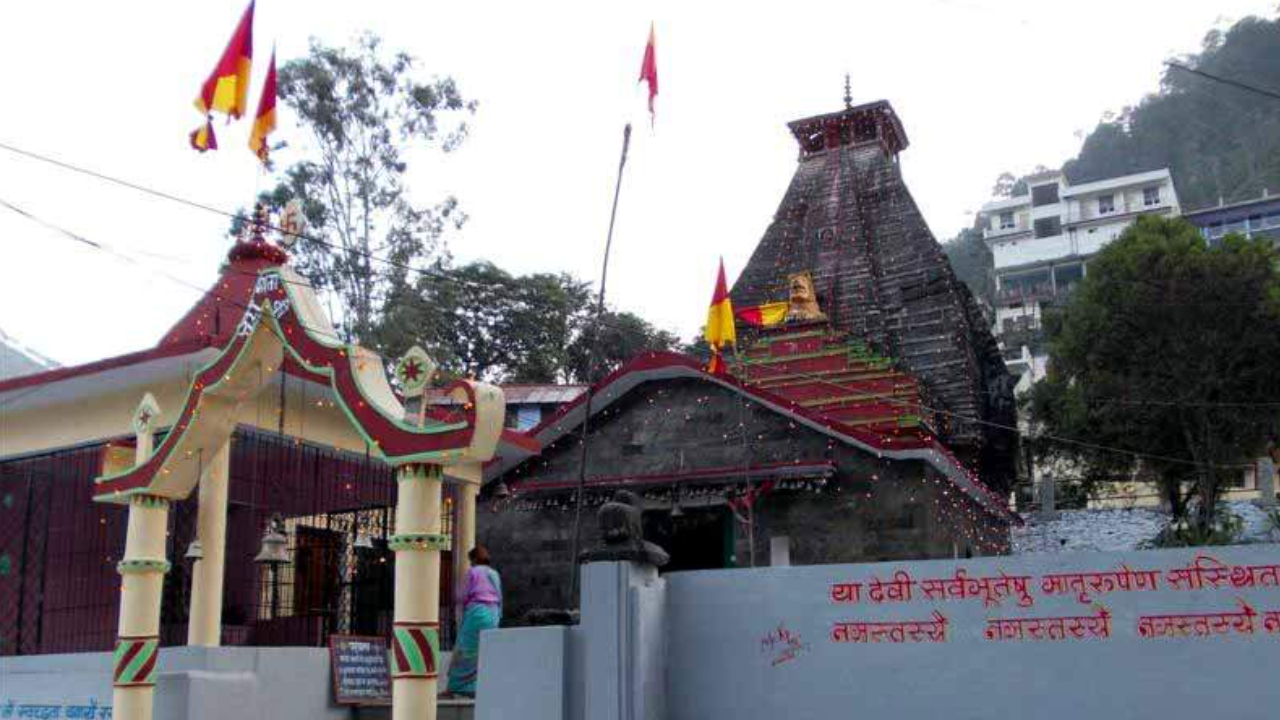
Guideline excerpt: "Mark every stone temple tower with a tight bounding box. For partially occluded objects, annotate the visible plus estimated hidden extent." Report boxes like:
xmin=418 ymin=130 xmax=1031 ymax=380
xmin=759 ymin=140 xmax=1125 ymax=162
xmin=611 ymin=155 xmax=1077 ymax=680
xmin=731 ymin=99 xmax=1018 ymax=493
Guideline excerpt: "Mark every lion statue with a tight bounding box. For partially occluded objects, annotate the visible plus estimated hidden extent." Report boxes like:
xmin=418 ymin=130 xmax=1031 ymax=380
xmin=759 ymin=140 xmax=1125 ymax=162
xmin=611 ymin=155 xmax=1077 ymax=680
xmin=785 ymin=272 xmax=827 ymax=323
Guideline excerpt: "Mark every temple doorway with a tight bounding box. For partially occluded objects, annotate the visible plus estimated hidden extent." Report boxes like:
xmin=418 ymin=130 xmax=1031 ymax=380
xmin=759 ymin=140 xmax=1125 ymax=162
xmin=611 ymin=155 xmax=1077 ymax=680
xmin=644 ymin=506 xmax=734 ymax=572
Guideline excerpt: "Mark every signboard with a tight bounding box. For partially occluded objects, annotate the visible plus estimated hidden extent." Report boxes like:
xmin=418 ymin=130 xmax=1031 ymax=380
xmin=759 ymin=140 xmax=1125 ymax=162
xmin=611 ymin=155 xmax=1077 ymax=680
xmin=329 ymin=635 xmax=391 ymax=706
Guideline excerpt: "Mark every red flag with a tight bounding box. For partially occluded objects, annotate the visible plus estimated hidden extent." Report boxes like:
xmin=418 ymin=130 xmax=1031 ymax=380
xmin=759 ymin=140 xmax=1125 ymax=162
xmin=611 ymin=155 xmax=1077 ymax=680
xmin=638 ymin=23 xmax=658 ymax=123
xmin=248 ymin=50 xmax=278 ymax=165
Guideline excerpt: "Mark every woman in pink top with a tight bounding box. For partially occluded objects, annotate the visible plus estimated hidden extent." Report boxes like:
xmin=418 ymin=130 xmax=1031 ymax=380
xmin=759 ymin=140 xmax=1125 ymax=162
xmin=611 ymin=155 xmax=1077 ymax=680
xmin=444 ymin=546 xmax=502 ymax=697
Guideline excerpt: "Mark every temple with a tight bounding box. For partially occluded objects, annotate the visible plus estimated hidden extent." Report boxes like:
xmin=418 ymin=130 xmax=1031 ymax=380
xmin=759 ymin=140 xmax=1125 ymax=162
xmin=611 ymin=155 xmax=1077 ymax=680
xmin=479 ymin=100 xmax=1018 ymax=624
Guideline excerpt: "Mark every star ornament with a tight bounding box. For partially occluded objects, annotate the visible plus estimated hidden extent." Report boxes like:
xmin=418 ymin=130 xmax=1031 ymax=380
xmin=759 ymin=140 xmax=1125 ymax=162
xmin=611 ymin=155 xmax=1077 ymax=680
xmin=395 ymin=346 xmax=436 ymax=398
xmin=132 ymin=393 xmax=162 ymax=435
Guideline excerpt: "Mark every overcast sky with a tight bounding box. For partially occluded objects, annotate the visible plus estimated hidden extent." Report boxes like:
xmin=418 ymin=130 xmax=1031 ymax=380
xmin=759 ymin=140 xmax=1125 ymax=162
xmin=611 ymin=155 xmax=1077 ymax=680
xmin=0 ymin=0 xmax=1270 ymax=368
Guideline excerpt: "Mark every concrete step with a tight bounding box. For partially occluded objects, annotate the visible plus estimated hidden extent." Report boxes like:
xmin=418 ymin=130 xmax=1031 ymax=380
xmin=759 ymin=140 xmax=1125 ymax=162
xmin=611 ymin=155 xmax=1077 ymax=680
xmin=355 ymin=698 xmax=473 ymax=720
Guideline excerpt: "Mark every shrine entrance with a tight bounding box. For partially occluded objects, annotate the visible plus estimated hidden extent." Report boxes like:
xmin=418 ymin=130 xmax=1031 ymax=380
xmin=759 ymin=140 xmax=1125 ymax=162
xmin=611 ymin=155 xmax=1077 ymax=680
xmin=645 ymin=506 xmax=734 ymax=572
xmin=86 ymin=210 xmax=513 ymax=720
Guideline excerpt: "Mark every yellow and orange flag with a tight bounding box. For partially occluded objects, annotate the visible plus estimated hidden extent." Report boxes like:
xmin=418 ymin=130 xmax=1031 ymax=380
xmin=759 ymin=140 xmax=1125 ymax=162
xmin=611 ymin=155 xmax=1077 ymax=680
xmin=190 ymin=1 xmax=255 ymax=151
xmin=638 ymin=23 xmax=658 ymax=124
xmin=248 ymin=50 xmax=277 ymax=165
xmin=704 ymin=258 xmax=735 ymax=375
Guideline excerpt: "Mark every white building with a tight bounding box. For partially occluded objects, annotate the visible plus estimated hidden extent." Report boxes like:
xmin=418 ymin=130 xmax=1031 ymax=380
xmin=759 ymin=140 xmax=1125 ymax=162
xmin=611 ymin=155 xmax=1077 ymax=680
xmin=979 ymin=168 xmax=1180 ymax=390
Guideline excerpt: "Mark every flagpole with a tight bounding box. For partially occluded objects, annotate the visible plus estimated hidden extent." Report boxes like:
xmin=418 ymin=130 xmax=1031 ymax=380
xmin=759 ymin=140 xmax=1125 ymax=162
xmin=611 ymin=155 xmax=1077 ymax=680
xmin=568 ymin=123 xmax=632 ymax=602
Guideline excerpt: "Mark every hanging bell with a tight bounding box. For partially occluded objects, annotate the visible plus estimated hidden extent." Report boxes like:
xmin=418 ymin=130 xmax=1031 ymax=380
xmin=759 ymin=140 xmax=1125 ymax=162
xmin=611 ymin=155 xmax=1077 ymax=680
xmin=254 ymin=517 xmax=291 ymax=565
xmin=353 ymin=532 xmax=375 ymax=550
xmin=670 ymin=502 xmax=684 ymax=518
xmin=184 ymin=539 xmax=204 ymax=561
xmin=491 ymin=480 xmax=511 ymax=499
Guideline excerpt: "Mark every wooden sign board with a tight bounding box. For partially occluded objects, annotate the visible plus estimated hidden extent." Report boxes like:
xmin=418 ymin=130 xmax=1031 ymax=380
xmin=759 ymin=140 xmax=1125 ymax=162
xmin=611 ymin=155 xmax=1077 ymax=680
xmin=329 ymin=634 xmax=392 ymax=706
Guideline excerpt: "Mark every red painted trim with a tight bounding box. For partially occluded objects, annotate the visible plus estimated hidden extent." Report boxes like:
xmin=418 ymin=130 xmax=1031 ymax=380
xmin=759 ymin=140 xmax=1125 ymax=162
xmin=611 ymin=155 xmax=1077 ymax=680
xmin=0 ymin=338 xmax=216 ymax=394
xmin=94 ymin=273 xmax=487 ymax=499
xmin=511 ymin=460 xmax=835 ymax=492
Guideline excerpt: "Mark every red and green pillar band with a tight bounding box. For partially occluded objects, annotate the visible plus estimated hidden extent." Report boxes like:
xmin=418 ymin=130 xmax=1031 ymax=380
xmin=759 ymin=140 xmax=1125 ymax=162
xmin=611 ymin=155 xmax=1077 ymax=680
xmin=390 ymin=621 xmax=440 ymax=679
xmin=113 ymin=635 xmax=160 ymax=687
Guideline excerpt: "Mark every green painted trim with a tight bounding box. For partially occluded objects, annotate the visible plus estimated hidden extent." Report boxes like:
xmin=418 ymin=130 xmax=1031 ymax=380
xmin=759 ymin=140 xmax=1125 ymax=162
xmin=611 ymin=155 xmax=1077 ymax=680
xmin=130 ymin=494 xmax=170 ymax=508
xmin=750 ymin=329 xmax=829 ymax=344
xmin=735 ymin=347 xmax=853 ymax=365
xmin=117 ymin=558 xmax=171 ymax=575
xmin=388 ymin=533 xmax=451 ymax=551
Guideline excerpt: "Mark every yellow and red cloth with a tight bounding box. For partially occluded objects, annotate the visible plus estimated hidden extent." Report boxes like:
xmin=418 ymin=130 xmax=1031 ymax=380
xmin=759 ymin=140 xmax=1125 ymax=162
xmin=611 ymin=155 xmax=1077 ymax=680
xmin=735 ymin=302 xmax=788 ymax=328
xmin=190 ymin=1 xmax=255 ymax=152
xmin=248 ymin=50 xmax=277 ymax=164
xmin=704 ymin=258 xmax=735 ymax=374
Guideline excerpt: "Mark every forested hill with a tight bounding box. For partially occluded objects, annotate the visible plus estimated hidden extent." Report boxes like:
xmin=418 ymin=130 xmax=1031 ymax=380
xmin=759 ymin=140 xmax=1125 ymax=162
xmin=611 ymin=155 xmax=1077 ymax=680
xmin=1063 ymin=16 xmax=1280 ymax=211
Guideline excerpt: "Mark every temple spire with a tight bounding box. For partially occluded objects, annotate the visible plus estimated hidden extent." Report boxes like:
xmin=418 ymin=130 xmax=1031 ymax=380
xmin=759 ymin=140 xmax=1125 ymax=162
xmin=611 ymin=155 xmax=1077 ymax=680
xmin=843 ymin=73 xmax=852 ymax=109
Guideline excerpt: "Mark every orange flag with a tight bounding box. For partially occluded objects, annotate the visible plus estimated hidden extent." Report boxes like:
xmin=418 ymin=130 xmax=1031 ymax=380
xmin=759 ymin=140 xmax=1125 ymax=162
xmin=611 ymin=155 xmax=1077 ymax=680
xmin=248 ymin=50 xmax=277 ymax=165
xmin=638 ymin=23 xmax=658 ymax=123
xmin=704 ymin=258 xmax=735 ymax=374
xmin=190 ymin=1 xmax=254 ymax=150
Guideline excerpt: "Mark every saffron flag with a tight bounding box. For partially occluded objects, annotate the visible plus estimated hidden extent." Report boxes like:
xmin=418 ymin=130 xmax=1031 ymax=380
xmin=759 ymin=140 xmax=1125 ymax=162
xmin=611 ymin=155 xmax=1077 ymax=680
xmin=735 ymin=302 xmax=788 ymax=328
xmin=638 ymin=23 xmax=658 ymax=123
xmin=195 ymin=1 xmax=255 ymax=118
xmin=704 ymin=258 xmax=735 ymax=374
xmin=189 ymin=118 xmax=217 ymax=152
xmin=189 ymin=0 xmax=254 ymax=149
xmin=248 ymin=50 xmax=277 ymax=164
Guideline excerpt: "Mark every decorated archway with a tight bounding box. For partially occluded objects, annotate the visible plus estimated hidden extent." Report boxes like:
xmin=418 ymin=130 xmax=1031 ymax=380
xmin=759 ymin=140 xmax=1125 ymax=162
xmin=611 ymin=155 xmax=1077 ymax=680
xmin=94 ymin=213 xmax=505 ymax=720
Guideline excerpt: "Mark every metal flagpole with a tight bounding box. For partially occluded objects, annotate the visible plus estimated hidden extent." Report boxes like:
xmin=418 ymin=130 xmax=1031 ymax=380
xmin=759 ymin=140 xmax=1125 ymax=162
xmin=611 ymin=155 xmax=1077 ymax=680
xmin=568 ymin=123 xmax=633 ymax=601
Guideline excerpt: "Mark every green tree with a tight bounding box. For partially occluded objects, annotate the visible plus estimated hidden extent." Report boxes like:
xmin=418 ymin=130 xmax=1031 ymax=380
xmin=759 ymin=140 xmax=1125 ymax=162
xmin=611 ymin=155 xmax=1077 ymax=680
xmin=942 ymin=227 xmax=994 ymax=303
xmin=251 ymin=33 xmax=475 ymax=344
xmin=1027 ymin=216 xmax=1280 ymax=530
xmin=567 ymin=311 xmax=680 ymax=383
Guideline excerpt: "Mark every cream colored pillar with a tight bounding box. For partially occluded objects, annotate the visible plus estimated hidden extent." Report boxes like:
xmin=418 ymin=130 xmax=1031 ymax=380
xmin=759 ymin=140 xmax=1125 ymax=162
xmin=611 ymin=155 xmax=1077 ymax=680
xmin=188 ymin=442 xmax=230 ymax=646
xmin=390 ymin=464 xmax=447 ymax=720
xmin=112 ymin=494 xmax=170 ymax=720
xmin=452 ymin=463 xmax=482 ymax=577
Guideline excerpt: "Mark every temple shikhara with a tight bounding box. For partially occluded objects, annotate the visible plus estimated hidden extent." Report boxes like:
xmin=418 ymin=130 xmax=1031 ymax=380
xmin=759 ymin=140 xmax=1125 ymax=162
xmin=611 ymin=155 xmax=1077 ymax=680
xmin=479 ymin=99 xmax=1018 ymax=623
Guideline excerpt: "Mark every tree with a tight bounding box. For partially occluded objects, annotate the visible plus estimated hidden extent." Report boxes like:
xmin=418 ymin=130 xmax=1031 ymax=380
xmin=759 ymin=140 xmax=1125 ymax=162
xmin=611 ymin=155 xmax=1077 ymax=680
xmin=991 ymin=172 xmax=1017 ymax=198
xmin=1064 ymin=16 xmax=1280 ymax=209
xmin=378 ymin=260 xmax=675 ymax=384
xmin=250 ymin=33 xmax=475 ymax=344
xmin=942 ymin=227 xmax=994 ymax=304
xmin=566 ymin=311 xmax=680 ymax=383
xmin=1027 ymin=216 xmax=1280 ymax=530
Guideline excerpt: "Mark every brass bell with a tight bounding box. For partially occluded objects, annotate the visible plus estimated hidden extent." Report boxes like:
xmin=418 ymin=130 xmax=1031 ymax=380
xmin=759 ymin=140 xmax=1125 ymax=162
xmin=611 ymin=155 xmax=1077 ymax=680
xmin=353 ymin=532 xmax=375 ymax=550
xmin=253 ymin=516 xmax=291 ymax=565
xmin=184 ymin=539 xmax=204 ymax=561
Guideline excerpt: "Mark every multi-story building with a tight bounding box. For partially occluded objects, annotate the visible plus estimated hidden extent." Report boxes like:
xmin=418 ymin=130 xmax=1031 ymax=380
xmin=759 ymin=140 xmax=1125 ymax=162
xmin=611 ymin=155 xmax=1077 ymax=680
xmin=979 ymin=168 xmax=1181 ymax=389
xmin=1183 ymin=190 xmax=1280 ymax=246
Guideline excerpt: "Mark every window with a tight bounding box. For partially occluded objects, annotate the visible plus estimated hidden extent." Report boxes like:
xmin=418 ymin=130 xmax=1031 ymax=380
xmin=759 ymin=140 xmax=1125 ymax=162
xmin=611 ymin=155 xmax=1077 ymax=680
xmin=998 ymin=211 xmax=1015 ymax=230
xmin=1143 ymin=187 xmax=1160 ymax=206
xmin=1031 ymin=184 xmax=1060 ymax=208
xmin=1097 ymin=194 xmax=1115 ymax=214
xmin=1033 ymin=216 xmax=1061 ymax=239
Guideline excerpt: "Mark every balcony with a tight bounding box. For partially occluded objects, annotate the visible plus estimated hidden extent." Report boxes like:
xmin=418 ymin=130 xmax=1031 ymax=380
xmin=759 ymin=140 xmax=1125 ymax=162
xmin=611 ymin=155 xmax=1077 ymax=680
xmin=995 ymin=282 xmax=1055 ymax=305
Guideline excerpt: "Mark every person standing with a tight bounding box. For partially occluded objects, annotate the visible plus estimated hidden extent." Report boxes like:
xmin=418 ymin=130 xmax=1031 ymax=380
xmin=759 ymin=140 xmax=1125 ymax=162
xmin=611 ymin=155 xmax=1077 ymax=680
xmin=444 ymin=546 xmax=502 ymax=698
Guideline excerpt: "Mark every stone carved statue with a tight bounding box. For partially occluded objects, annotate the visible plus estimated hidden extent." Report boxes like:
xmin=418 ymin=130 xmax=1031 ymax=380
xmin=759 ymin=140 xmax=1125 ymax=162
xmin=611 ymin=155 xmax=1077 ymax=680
xmin=785 ymin=271 xmax=827 ymax=323
xmin=578 ymin=490 xmax=669 ymax=567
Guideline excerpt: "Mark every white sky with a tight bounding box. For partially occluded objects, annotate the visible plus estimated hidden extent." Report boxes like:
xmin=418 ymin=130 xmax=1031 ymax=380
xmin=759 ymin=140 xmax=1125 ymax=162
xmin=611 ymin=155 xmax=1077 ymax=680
xmin=0 ymin=0 xmax=1270 ymax=367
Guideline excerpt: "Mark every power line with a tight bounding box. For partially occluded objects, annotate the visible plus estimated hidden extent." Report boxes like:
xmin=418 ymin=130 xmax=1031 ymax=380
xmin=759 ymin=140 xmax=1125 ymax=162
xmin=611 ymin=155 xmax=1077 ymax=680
xmin=1164 ymin=61 xmax=1280 ymax=103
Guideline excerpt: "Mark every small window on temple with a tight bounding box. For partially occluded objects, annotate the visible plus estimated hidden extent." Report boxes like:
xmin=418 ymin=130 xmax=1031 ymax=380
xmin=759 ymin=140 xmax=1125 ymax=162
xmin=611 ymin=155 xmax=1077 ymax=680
xmin=1143 ymin=187 xmax=1160 ymax=206
xmin=998 ymin=212 xmax=1015 ymax=230
xmin=1097 ymin=194 xmax=1115 ymax=214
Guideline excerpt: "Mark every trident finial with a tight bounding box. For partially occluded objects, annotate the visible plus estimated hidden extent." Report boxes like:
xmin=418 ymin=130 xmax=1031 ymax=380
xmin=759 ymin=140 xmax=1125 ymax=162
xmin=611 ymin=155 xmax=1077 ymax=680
xmin=843 ymin=73 xmax=852 ymax=110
